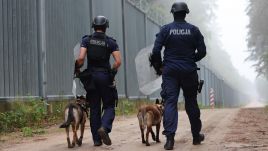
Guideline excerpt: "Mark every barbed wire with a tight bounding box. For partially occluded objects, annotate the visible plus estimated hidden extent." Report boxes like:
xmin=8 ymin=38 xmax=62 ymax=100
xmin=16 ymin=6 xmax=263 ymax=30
xmin=127 ymin=0 xmax=166 ymax=26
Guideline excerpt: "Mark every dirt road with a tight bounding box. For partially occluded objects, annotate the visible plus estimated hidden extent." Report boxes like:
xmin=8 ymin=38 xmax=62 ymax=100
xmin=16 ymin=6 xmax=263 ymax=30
xmin=1 ymin=108 xmax=268 ymax=151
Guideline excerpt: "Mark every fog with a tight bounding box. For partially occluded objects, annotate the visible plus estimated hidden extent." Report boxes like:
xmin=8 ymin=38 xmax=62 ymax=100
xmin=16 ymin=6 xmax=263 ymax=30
xmin=142 ymin=0 xmax=268 ymax=103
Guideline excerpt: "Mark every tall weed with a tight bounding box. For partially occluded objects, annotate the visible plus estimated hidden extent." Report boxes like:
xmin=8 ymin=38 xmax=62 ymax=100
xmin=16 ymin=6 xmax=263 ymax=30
xmin=0 ymin=99 xmax=47 ymax=133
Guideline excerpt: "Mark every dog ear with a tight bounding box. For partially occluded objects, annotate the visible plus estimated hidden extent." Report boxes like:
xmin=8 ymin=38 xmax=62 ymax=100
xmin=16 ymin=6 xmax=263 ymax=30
xmin=155 ymin=98 xmax=160 ymax=104
xmin=160 ymin=99 xmax=164 ymax=105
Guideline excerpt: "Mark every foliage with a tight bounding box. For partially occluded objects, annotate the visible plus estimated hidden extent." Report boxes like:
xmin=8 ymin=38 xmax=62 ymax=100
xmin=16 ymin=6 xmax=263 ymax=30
xmin=0 ymin=100 xmax=47 ymax=133
xmin=21 ymin=127 xmax=45 ymax=137
xmin=0 ymin=98 xmax=211 ymax=135
xmin=22 ymin=127 xmax=33 ymax=137
xmin=115 ymin=99 xmax=154 ymax=116
xmin=0 ymin=99 xmax=64 ymax=135
xmin=115 ymin=99 xmax=211 ymax=116
xmin=247 ymin=0 xmax=268 ymax=78
xmin=255 ymin=77 xmax=268 ymax=101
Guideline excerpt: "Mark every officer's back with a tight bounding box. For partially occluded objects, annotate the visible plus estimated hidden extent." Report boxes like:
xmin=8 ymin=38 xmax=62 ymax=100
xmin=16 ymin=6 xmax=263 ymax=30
xmin=153 ymin=6 xmax=206 ymax=72
xmin=81 ymin=32 xmax=118 ymax=70
xmin=151 ymin=2 xmax=206 ymax=150
xmin=75 ymin=15 xmax=121 ymax=147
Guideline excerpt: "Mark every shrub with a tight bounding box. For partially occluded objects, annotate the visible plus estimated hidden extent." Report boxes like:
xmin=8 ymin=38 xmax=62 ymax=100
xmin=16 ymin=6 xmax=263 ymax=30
xmin=0 ymin=99 xmax=47 ymax=133
xmin=22 ymin=127 xmax=33 ymax=137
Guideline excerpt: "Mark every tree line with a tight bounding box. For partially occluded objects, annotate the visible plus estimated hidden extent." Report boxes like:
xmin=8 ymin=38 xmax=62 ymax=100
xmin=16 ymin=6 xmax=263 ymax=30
xmin=247 ymin=0 xmax=268 ymax=78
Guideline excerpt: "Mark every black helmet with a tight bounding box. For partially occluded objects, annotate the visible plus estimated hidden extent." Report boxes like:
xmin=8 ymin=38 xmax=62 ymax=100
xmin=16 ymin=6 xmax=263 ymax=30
xmin=170 ymin=2 xmax=189 ymax=14
xmin=92 ymin=16 xmax=109 ymax=28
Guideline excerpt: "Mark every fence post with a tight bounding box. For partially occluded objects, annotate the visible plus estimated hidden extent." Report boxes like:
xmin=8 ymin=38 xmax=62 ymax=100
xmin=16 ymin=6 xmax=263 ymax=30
xmin=209 ymin=88 xmax=215 ymax=109
xmin=38 ymin=0 xmax=48 ymax=111
xmin=122 ymin=0 xmax=128 ymax=98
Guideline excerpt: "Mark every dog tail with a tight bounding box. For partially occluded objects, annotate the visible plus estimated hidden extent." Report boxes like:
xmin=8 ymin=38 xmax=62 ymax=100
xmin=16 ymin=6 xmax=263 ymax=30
xmin=138 ymin=110 xmax=147 ymax=130
xmin=59 ymin=105 xmax=74 ymax=128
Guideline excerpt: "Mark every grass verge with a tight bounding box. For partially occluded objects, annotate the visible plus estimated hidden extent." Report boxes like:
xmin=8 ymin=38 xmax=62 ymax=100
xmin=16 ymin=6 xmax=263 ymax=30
xmin=0 ymin=98 xmax=211 ymax=136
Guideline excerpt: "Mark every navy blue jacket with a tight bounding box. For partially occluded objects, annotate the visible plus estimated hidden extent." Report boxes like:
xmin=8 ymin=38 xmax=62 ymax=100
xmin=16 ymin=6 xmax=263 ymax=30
xmin=152 ymin=20 xmax=206 ymax=72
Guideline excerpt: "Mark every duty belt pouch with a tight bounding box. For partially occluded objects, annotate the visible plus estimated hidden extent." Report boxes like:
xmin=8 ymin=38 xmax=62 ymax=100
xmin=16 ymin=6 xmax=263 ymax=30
xmin=77 ymin=69 xmax=96 ymax=91
xmin=109 ymin=84 xmax=119 ymax=107
xmin=113 ymin=87 xmax=119 ymax=107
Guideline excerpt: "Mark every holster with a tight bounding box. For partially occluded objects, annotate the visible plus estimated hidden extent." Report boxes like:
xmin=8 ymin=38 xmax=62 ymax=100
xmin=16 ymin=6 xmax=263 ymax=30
xmin=197 ymin=80 xmax=204 ymax=93
xmin=77 ymin=69 xmax=96 ymax=91
xmin=109 ymin=84 xmax=119 ymax=107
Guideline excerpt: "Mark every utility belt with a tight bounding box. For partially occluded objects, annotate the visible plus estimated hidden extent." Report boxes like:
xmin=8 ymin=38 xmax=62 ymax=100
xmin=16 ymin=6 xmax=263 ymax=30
xmin=77 ymin=68 xmax=119 ymax=107
xmin=90 ymin=67 xmax=110 ymax=72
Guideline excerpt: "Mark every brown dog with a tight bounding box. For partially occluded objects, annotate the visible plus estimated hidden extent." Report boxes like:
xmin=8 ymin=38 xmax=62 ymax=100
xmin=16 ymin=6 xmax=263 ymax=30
xmin=59 ymin=95 xmax=88 ymax=148
xmin=137 ymin=99 xmax=164 ymax=146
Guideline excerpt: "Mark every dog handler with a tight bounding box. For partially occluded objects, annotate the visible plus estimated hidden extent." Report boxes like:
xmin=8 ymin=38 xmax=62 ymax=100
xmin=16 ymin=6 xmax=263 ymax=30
xmin=75 ymin=16 xmax=121 ymax=146
xmin=149 ymin=2 xmax=206 ymax=150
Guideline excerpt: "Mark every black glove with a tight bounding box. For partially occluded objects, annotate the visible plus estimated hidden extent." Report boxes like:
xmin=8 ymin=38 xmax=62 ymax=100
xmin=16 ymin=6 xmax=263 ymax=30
xmin=110 ymin=68 xmax=118 ymax=81
xmin=149 ymin=53 xmax=163 ymax=76
xmin=74 ymin=60 xmax=82 ymax=76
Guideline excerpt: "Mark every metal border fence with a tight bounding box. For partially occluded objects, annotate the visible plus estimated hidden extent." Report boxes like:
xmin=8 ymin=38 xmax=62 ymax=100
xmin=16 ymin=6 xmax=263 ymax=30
xmin=0 ymin=0 xmax=249 ymax=107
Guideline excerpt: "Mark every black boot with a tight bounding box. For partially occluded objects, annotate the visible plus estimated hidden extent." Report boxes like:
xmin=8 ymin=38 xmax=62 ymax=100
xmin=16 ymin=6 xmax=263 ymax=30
xmin=193 ymin=133 xmax=205 ymax=145
xmin=164 ymin=136 xmax=174 ymax=150
xmin=94 ymin=140 xmax=102 ymax=146
xmin=98 ymin=127 xmax=112 ymax=145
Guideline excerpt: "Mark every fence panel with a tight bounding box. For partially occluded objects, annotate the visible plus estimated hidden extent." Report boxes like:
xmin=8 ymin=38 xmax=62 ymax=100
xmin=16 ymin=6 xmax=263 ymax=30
xmin=146 ymin=18 xmax=160 ymax=46
xmin=124 ymin=2 xmax=146 ymax=98
xmin=44 ymin=0 xmax=91 ymax=97
xmin=0 ymin=0 xmax=250 ymax=108
xmin=91 ymin=0 xmax=126 ymax=96
xmin=0 ymin=0 xmax=40 ymax=98
xmin=0 ymin=0 xmax=4 ymax=97
xmin=145 ymin=18 xmax=161 ymax=99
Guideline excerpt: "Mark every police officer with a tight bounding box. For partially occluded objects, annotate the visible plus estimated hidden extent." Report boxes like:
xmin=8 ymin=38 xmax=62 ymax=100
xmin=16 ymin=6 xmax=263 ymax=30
xmin=150 ymin=2 xmax=206 ymax=150
xmin=75 ymin=16 xmax=121 ymax=146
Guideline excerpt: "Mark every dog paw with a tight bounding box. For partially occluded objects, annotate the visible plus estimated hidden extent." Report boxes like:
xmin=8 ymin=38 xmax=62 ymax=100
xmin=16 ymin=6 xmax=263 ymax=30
xmin=71 ymin=142 xmax=76 ymax=147
xmin=77 ymin=139 xmax=82 ymax=146
xmin=156 ymin=139 xmax=161 ymax=143
xmin=152 ymin=136 xmax=156 ymax=141
xmin=68 ymin=145 xmax=74 ymax=148
xmin=146 ymin=143 xmax=150 ymax=146
xmin=142 ymin=140 xmax=146 ymax=144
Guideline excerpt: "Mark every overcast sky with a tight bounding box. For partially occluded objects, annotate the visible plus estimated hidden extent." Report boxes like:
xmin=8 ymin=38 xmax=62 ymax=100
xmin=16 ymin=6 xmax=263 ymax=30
xmin=215 ymin=0 xmax=257 ymax=82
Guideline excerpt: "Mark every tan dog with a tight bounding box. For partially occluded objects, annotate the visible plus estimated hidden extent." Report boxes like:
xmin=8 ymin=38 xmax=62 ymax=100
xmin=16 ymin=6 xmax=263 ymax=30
xmin=59 ymin=96 xmax=88 ymax=148
xmin=137 ymin=99 xmax=164 ymax=146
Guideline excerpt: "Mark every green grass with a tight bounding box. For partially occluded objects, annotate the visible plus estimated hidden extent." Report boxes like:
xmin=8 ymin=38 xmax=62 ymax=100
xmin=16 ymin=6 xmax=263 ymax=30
xmin=115 ymin=99 xmax=154 ymax=116
xmin=0 ymin=100 xmax=46 ymax=133
xmin=0 ymin=98 xmax=154 ymax=135
xmin=0 ymin=98 xmax=212 ymax=136
xmin=21 ymin=127 xmax=45 ymax=137
xmin=0 ymin=99 xmax=66 ymax=135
